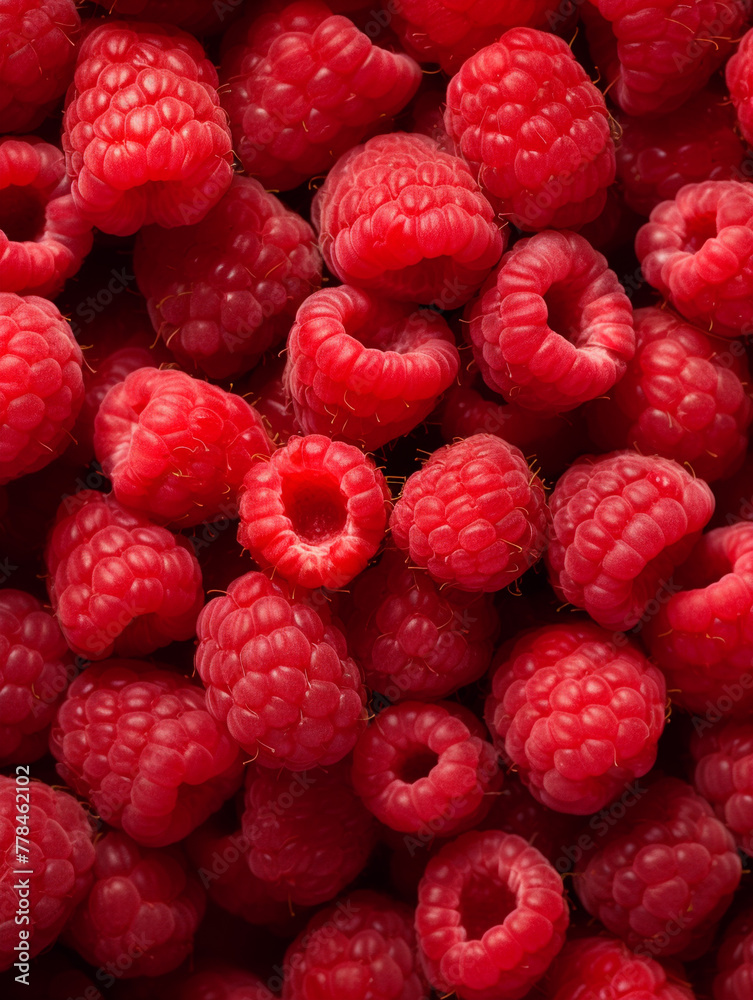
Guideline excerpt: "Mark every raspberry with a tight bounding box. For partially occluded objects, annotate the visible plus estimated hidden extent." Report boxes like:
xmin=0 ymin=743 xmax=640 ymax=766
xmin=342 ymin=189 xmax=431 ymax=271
xmin=45 ymin=490 xmax=204 ymax=660
xmin=692 ymin=719 xmax=753 ymax=857
xmin=644 ymin=523 xmax=753 ymax=717
xmin=63 ymin=21 xmax=233 ymax=237
xmin=0 ymin=0 xmax=81 ymax=133
xmin=727 ymin=28 xmax=753 ymax=148
xmin=587 ymin=307 xmax=753 ymax=484
xmin=444 ymin=27 xmax=615 ymax=231
xmin=466 ymin=230 xmax=635 ymax=414
xmin=285 ymin=285 xmax=460 ymax=451
xmin=342 ymin=546 xmax=499 ymax=703
xmin=546 ymin=451 xmax=715 ymax=631
xmin=65 ymin=831 xmax=206 ymax=978
xmin=282 ymin=890 xmax=427 ymax=1000
xmin=219 ymin=1 xmax=421 ymax=191
xmin=485 ymin=622 xmax=666 ymax=815
xmin=574 ymin=776 xmax=742 ymax=957
xmin=390 ymin=433 xmax=549 ymax=593
xmin=238 ymin=434 xmax=390 ymax=590
xmin=195 ymin=570 xmax=367 ymax=769
xmin=238 ymin=353 xmax=301 ymax=446
xmin=179 ymin=967 xmax=274 ymax=1000
xmin=351 ymin=700 xmax=500 ymax=836
xmin=636 ymin=180 xmax=753 ymax=339
xmin=416 ymin=830 xmax=569 ymax=1000
xmin=312 ymin=132 xmax=505 ymax=308
xmin=0 ymin=588 xmax=72 ymax=765
xmin=50 ymin=659 xmax=243 ymax=847
xmin=0 ymin=292 xmax=84 ymax=484
xmin=713 ymin=907 xmax=753 ymax=1000
xmin=94 ymin=367 xmax=275 ymax=527
xmin=242 ymin=759 xmax=377 ymax=906
xmin=0 ymin=775 xmax=94 ymax=970
xmin=134 ymin=176 xmax=322 ymax=380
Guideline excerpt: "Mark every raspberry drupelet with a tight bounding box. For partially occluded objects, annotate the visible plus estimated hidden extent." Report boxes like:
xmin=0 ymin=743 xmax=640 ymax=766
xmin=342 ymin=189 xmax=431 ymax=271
xmin=444 ymin=27 xmax=615 ymax=231
xmin=466 ymin=229 xmax=635 ymax=414
xmin=195 ymin=570 xmax=367 ymax=770
xmin=94 ymin=367 xmax=275 ymax=528
xmin=727 ymin=27 xmax=753 ymax=147
xmin=390 ymin=433 xmax=549 ymax=593
xmin=692 ymin=719 xmax=753 ymax=857
xmin=574 ymin=776 xmax=742 ymax=958
xmin=546 ymin=451 xmax=715 ymax=631
xmin=220 ymin=0 xmax=421 ymax=191
xmin=416 ymin=830 xmax=569 ymax=1000
xmin=587 ymin=307 xmax=753 ymax=484
xmin=45 ymin=490 xmax=204 ymax=660
xmin=312 ymin=132 xmax=505 ymax=308
xmin=63 ymin=21 xmax=233 ymax=236
xmin=713 ymin=906 xmax=753 ymax=1000
xmin=284 ymin=285 xmax=460 ymax=451
xmin=134 ymin=176 xmax=322 ymax=380
xmin=238 ymin=434 xmax=390 ymax=591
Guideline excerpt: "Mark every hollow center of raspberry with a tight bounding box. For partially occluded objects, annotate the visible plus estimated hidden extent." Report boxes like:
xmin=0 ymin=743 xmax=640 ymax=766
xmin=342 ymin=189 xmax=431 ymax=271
xmin=398 ymin=749 xmax=438 ymax=783
xmin=543 ymin=284 xmax=583 ymax=346
xmin=282 ymin=476 xmax=347 ymax=544
xmin=0 ymin=187 xmax=46 ymax=243
xmin=458 ymin=876 xmax=516 ymax=941
xmin=682 ymin=212 xmax=718 ymax=253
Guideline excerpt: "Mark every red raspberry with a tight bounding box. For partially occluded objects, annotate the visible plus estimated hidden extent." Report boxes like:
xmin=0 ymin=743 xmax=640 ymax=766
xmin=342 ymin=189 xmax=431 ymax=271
xmin=134 ymin=176 xmax=322 ymax=380
xmin=485 ymin=622 xmax=666 ymax=815
xmin=574 ymin=776 xmax=742 ymax=958
xmin=466 ymin=230 xmax=635 ymax=414
xmin=713 ymin=907 xmax=753 ymax=1000
xmin=390 ymin=433 xmax=549 ymax=593
xmin=0 ymin=0 xmax=81 ymax=133
xmin=546 ymin=451 xmax=715 ymax=631
xmin=219 ymin=1 xmax=421 ymax=191
xmin=636 ymin=180 xmax=753 ymax=339
xmin=94 ymin=367 xmax=275 ymax=527
xmin=179 ymin=967 xmax=274 ymax=1000
xmin=237 ymin=353 xmax=301 ymax=446
xmin=728 ymin=27 xmax=753 ymax=147
xmin=65 ymin=831 xmax=206 ymax=978
xmin=0 ymin=775 xmax=95 ymax=970
xmin=0 ymin=588 xmax=72 ymax=765
xmin=45 ymin=490 xmax=204 ymax=660
xmin=342 ymin=546 xmax=499 ymax=703
xmin=416 ymin=830 xmax=569 ymax=1000
xmin=644 ymin=523 xmax=753 ymax=717
xmin=444 ymin=27 xmax=615 ymax=231
xmin=692 ymin=719 xmax=753 ymax=857
xmin=0 ymin=292 xmax=84 ymax=484
xmin=282 ymin=889 xmax=427 ymax=1000
xmin=284 ymin=285 xmax=460 ymax=451
xmin=238 ymin=434 xmax=390 ymax=590
xmin=242 ymin=759 xmax=377 ymax=906
xmin=50 ymin=659 xmax=243 ymax=847
xmin=195 ymin=570 xmax=367 ymax=769
xmin=587 ymin=307 xmax=753 ymax=483
xmin=312 ymin=132 xmax=505 ymax=308
xmin=63 ymin=21 xmax=233 ymax=237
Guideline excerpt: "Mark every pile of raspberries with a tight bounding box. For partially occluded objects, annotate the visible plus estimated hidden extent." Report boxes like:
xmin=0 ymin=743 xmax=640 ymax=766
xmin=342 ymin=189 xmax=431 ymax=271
xmin=5 ymin=0 xmax=753 ymax=998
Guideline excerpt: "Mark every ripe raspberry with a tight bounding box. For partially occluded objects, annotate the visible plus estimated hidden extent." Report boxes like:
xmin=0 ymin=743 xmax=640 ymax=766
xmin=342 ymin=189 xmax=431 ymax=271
xmin=94 ymin=367 xmax=275 ymax=527
xmin=390 ymin=433 xmax=549 ymax=593
xmin=587 ymin=307 xmax=753 ymax=483
xmin=45 ymin=490 xmax=204 ymax=660
xmin=0 ymin=293 xmax=84 ymax=484
xmin=444 ymin=27 xmax=615 ymax=231
xmin=692 ymin=719 xmax=753 ymax=857
xmin=237 ymin=353 xmax=301 ymax=446
xmin=282 ymin=890 xmax=427 ymax=1000
xmin=0 ymin=0 xmax=81 ymax=133
xmin=238 ymin=434 xmax=390 ymax=590
xmin=220 ymin=1 xmax=421 ymax=190
xmin=644 ymin=523 xmax=753 ymax=716
xmin=134 ymin=176 xmax=322 ymax=380
xmin=636 ymin=180 xmax=753 ymax=339
xmin=312 ymin=132 xmax=505 ymax=308
xmin=466 ymin=229 xmax=635 ymax=414
xmin=726 ymin=26 xmax=753 ymax=148
xmin=63 ymin=21 xmax=233 ymax=236
xmin=546 ymin=451 xmax=715 ymax=631
xmin=65 ymin=831 xmax=206 ymax=978
xmin=0 ymin=775 xmax=95 ymax=970
xmin=713 ymin=907 xmax=753 ymax=1000
xmin=416 ymin=830 xmax=569 ymax=1000
xmin=195 ymin=570 xmax=367 ymax=769
xmin=485 ymin=622 xmax=666 ymax=815
xmin=574 ymin=777 xmax=742 ymax=958
xmin=342 ymin=546 xmax=498 ymax=703
xmin=285 ymin=285 xmax=460 ymax=451
xmin=0 ymin=588 xmax=72 ymax=765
